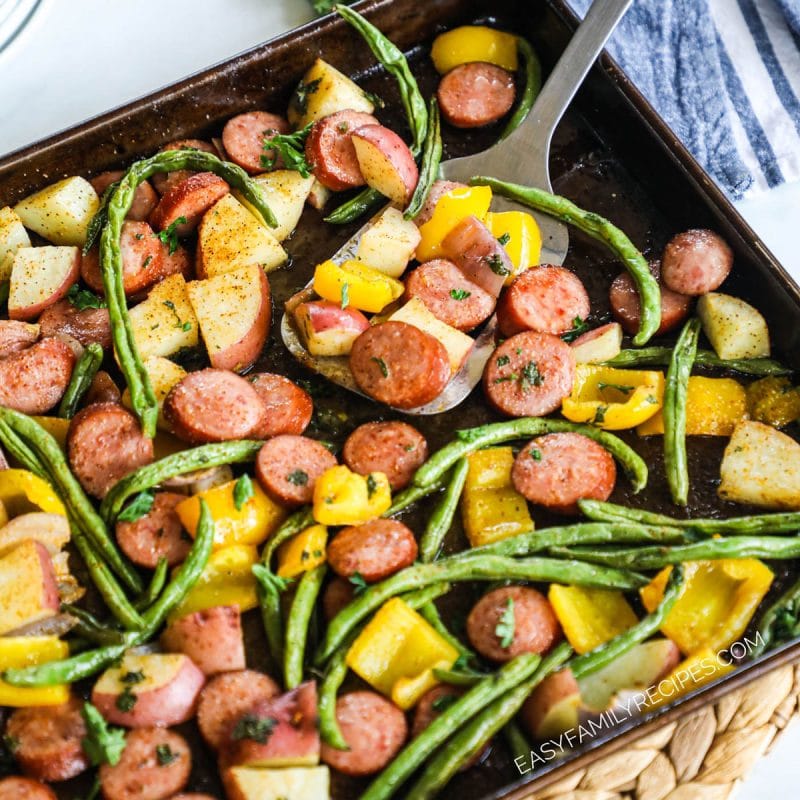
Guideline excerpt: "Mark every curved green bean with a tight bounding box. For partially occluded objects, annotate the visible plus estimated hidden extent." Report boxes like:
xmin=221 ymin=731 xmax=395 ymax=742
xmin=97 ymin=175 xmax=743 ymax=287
xmin=470 ymin=177 xmax=661 ymax=345
xmin=285 ymin=564 xmax=327 ymax=689
xmin=58 ymin=343 xmax=103 ymax=418
xmin=384 ymin=476 xmax=446 ymax=517
xmin=751 ymin=575 xmax=800 ymax=657
xmin=404 ymin=97 xmax=442 ymax=221
xmin=419 ymin=458 xmax=468 ymax=563
xmin=502 ymin=720 xmax=531 ymax=761
xmin=261 ymin=507 xmax=316 ymax=572
xmin=134 ymin=557 xmax=169 ymax=611
xmin=663 ymin=318 xmax=701 ymax=506
xmin=603 ymin=347 xmax=791 ymax=376
xmin=431 ymin=667 xmax=485 ymax=687
xmin=413 ymin=417 xmax=647 ymax=493
xmin=324 ymin=187 xmax=385 ymax=225
xmin=499 ymin=37 xmax=542 ymax=141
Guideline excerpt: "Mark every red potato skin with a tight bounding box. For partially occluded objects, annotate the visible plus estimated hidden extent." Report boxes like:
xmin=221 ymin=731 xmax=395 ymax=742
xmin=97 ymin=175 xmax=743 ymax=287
xmin=6 ymin=697 xmax=89 ymax=783
xmin=247 ymin=373 xmax=313 ymax=439
xmin=255 ymin=435 xmax=337 ymax=506
xmin=322 ymin=576 xmax=356 ymax=621
xmin=437 ymin=62 xmax=516 ymax=128
xmin=91 ymin=171 xmax=158 ymax=221
xmin=520 ymin=668 xmax=580 ymax=738
xmin=223 ymin=111 xmax=290 ymax=174
xmin=351 ymin=124 xmax=420 ymax=204
xmin=38 ymin=299 xmax=112 ymax=349
xmin=0 ymin=777 xmax=57 ymax=800
xmin=414 ymin=180 xmax=467 ymax=227
xmin=467 ymin=586 xmax=562 ymax=663
xmin=0 ymin=320 xmax=39 ymax=359
xmin=294 ymin=299 xmax=370 ymax=336
xmin=441 ymin=215 xmax=512 ymax=298
xmin=569 ymin=322 xmax=619 ymax=352
xmin=327 ymin=518 xmax=418 ymax=582
xmin=149 ymin=172 xmax=230 ymax=237
xmin=0 ymin=337 xmax=76 ymax=414
xmin=161 ymin=605 xmax=246 ymax=676
xmin=83 ymin=370 xmax=122 ymax=406
xmin=660 ymin=229 xmax=733 ymax=296
xmin=152 ymin=139 xmax=220 ymax=196
xmin=8 ymin=248 xmax=80 ymax=322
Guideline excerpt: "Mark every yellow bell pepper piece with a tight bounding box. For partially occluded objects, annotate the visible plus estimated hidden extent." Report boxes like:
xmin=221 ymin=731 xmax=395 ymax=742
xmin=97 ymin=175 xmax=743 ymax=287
xmin=313 ymin=259 xmax=404 ymax=313
xmin=431 ymin=26 xmax=519 ymax=74
xmin=416 ymin=185 xmax=492 ymax=263
xmin=0 ymin=468 xmax=65 ymax=517
xmin=176 ymin=478 xmax=286 ymax=550
xmin=0 ymin=499 xmax=7 ymax=528
xmin=31 ymin=416 xmax=70 ymax=450
xmin=277 ymin=524 xmax=328 ymax=578
xmin=646 ymin=647 xmax=735 ymax=709
xmin=460 ymin=448 xmax=533 ymax=547
xmin=0 ymin=637 xmax=70 ymax=706
xmin=346 ymin=597 xmax=459 ymax=710
xmin=548 ymin=585 xmax=638 ymax=654
xmin=640 ymin=559 xmax=773 ymax=655
xmin=168 ymin=544 xmax=259 ymax=622
xmin=637 ymin=376 xmax=748 ymax=436
xmin=485 ymin=211 xmax=542 ymax=281
xmin=312 ymin=466 xmax=391 ymax=526
xmin=561 ymin=365 xmax=664 ymax=430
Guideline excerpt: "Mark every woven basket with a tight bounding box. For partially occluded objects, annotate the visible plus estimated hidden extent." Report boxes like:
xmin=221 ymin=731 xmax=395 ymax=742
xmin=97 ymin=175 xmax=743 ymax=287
xmin=522 ymin=663 xmax=800 ymax=800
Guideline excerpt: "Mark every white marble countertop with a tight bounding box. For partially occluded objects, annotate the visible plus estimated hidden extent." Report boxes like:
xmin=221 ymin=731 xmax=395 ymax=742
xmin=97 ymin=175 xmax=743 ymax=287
xmin=0 ymin=0 xmax=798 ymax=794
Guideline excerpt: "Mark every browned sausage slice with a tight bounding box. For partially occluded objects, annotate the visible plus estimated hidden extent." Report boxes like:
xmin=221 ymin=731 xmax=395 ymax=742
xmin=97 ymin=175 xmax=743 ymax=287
xmin=0 ymin=320 xmax=39 ymax=359
xmin=511 ymin=432 xmax=617 ymax=514
xmin=163 ymin=369 xmax=267 ymax=444
xmin=437 ymin=62 xmax=515 ymax=128
xmin=414 ymin=180 xmax=467 ymax=227
xmin=248 ymin=373 xmax=313 ymax=439
xmin=67 ymin=403 xmax=154 ymax=498
xmin=660 ymin=229 xmax=733 ymax=296
xmin=149 ymin=172 xmax=230 ymax=237
xmin=466 ymin=586 xmax=561 ymax=663
xmin=327 ymin=518 xmax=418 ymax=582
xmin=441 ymin=215 xmax=512 ymax=298
xmin=90 ymin=171 xmax=158 ymax=221
xmin=99 ymin=728 xmax=191 ymax=800
xmin=483 ymin=331 xmax=575 ymax=417
xmin=6 ymin=698 xmax=89 ymax=783
xmin=0 ymin=337 xmax=76 ymax=414
xmin=497 ymin=265 xmax=591 ymax=337
xmin=404 ymin=259 xmax=496 ymax=332
xmin=151 ymin=139 xmax=220 ymax=196
xmin=305 ymin=110 xmax=379 ymax=191
xmin=0 ymin=777 xmax=57 ymax=800
xmin=38 ymin=299 xmax=112 ymax=349
xmin=320 ymin=691 xmax=407 ymax=776
xmin=115 ymin=491 xmax=190 ymax=568
xmin=342 ymin=421 xmax=428 ymax=491
xmin=350 ymin=321 xmax=450 ymax=410
xmin=223 ymin=111 xmax=290 ymax=174
xmin=255 ymin=435 xmax=337 ymax=506
xmin=159 ymin=242 xmax=193 ymax=283
xmin=84 ymin=370 xmax=121 ymax=406
xmin=322 ymin=576 xmax=356 ymax=621
xmin=196 ymin=670 xmax=280 ymax=751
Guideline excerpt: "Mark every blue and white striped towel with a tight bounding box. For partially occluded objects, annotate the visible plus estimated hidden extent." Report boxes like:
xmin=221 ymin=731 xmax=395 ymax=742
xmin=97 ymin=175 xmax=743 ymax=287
xmin=567 ymin=0 xmax=800 ymax=199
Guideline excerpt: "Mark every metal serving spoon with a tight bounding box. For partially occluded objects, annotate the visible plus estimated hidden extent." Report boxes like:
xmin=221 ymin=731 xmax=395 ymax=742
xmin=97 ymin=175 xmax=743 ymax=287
xmin=281 ymin=0 xmax=632 ymax=414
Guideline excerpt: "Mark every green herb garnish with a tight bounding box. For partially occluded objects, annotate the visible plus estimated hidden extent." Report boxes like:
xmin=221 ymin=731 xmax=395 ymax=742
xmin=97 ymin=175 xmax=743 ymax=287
xmin=81 ymin=703 xmax=126 ymax=767
xmin=449 ymin=288 xmax=471 ymax=301
xmin=261 ymin=122 xmax=313 ymax=177
xmin=157 ymin=217 xmax=186 ymax=255
xmin=349 ymin=572 xmax=368 ymax=594
xmin=233 ymin=474 xmax=254 ymax=511
xmin=286 ymin=469 xmax=309 ymax=486
xmin=232 ymin=714 xmax=277 ymax=744
xmin=371 ymin=357 xmax=389 ymax=378
xmin=495 ymin=597 xmax=516 ymax=648
xmin=67 ymin=284 xmax=107 ymax=311
xmin=117 ymin=490 xmax=155 ymax=523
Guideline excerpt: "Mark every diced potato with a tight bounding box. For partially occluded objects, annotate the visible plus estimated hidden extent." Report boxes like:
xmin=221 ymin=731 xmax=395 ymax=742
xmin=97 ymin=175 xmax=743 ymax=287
xmin=122 ymin=357 xmax=186 ymax=431
xmin=0 ymin=540 xmax=59 ymax=635
xmin=8 ymin=246 xmax=81 ymax=321
xmin=388 ymin=297 xmax=474 ymax=374
xmin=224 ymin=766 xmax=330 ymax=800
xmin=14 ymin=176 xmax=99 ymax=246
xmin=199 ymin=194 xmax=287 ymax=277
xmin=313 ymin=259 xmax=404 ymax=313
xmin=287 ymin=58 xmax=375 ymax=128
xmin=0 ymin=207 xmax=31 ymax=281
xmin=306 ymin=179 xmax=332 ymax=211
xmin=569 ymin=322 xmax=623 ymax=364
xmin=128 ymin=273 xmax=199 ymax=360
xmin=697 ymin=292 xmax=770 ymax=360
xmin=356 ymin=207 xmax=421 ymax=278
xmin=718 ymin=420 xmax=800 ymax=508
xmin=0 ymin=512 xmax=70 ymax=558
xmin=237 ymin=170 xmax=315 ymax=241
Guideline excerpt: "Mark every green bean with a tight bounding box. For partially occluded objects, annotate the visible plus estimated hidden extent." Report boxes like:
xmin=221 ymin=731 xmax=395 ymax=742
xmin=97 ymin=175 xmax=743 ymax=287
xmin=361 ymin=651 xmax=550 ymax=800
xmin=58 ymin=343 xmax=103 ymax=418
xmin=418 ymin=602 xmax=472 ymax=660
xmin=404 ymin=97 xmax=442 ymax=221
xmin=134 ymin=557 xmax=169 ymax=611
xmin=499 ymin=37 xmax=542 ymax=141
xmin=260 ymin=507 xmax=316 ymax=572
xmin=413 ymin=417 xmax=647 ymax=493
xmin=419 ymin=458 xmax=468 ymax=563
xmin=285 ymin=564 xmax=327 ymax=689
xmin=324 ymin=187 xmax=385 ymax=225
xmin=503 ymin=721 xmax=531 ymax=765
xmin=405 ymin=644 xmax=572 ymax=800
xmin=62 ymin=604 xmax=126 ymax=646
xmin=100 ymin=440 xmax=263 ymax=524
xmin=431 ymin=667 xmax=485 ymax=687
xmin=316 ymin=556 xmax=645 ymax=665
xmin=603 ymin=347 xmax=791 ymax=376
xmin=384 ymin=477 xmax=446 ymax=517
xmin=751 ymin=575 xmax=800 ymax=657
xmin=663 ymin=319 xmax=701 ymax=506
xmin=470 ymin=177 xmax=660 ymax=345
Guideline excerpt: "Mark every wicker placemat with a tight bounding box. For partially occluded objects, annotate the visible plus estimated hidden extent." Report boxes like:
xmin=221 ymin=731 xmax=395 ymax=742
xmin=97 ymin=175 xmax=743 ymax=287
xmin=523 ymin=663 xmax=800 ymax=800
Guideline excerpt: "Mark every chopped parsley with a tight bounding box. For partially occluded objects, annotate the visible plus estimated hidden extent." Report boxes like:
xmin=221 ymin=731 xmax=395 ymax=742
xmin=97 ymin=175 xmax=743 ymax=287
xmin=117 ymin=490 xmax=155 ymax=523
xmin=349 ymin=571 xmax=368 ymax=594
xmin=496 ymin=355 xmax=510 ymax=367
xmin=156 ymin=743 xmax=178 ymax=766
xmin=336 ymin=121 xmax=350 ymax=134
xmin=341 ymin=282 xmax=350 ymax=309
xmin=115 ymin=685 xmax=137 ymax=713
xmin=232 ymin=714 xmax=277 ymax=744
xmin=497 ymin=232 xmax=511 ymax=246
xmin=432 ymin=693 xmax=458 ymax=712
xmin=157 ymin=217 xmax=186 ymax=255
xmin=484 ymin=253 xmax=510 ymax=276
xmin=520 ymin=360 xmax=544 ymax=390
xmin=80 ymin=703 xmax=126 ymax=767
xmin=120 ymin=670 xmax=145 ymax=685
xmin=449 ymin=288 xmax=471 ymax=301
xmin=593 ymin=405 xmax=608 ymax=424
xmin=233 ymin=474 xmax=254 ymax=511
xmin=142 ymin=255 xmax=153 ymax=270
xmin=530 ymin=448 xmax=542 ymax=461
xmin=363 ymin=89 xmax=386 ymax=109
xmin=261 ymin=122 xmax=313 ymax=177
xmin=495 ymin=597 xmax=516 ymax=648
xmin=286 ymin=469 xmax=309 ymax=486
xmin=67 ymin=284 xmax=107 ymax=311
xmin=162 ymin=299 xmax=191 ymax=331
xmin=292 ymin=77 xmax=322 ymax=115
xmin=371 ymin=357 xmax=389 ymax=378
xmin=366 ymin=474 xmax=378 ymax=498
xmin=560 ymin=316 xmax=590 ymax=343
xmin=645 ymin=394 xmax=659 ymax=404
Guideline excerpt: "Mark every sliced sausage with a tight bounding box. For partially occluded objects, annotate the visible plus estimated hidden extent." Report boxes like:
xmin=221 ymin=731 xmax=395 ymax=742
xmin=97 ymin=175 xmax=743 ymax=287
xmin=609 ymin=262 xmax=692 ymax=336
xmin=497 ymin=265 xmax=591 ymax=337
xmin=437 ymin=62 xmax=515 ymax=128
xmin=0 ymin=777 xmax=57 ymax=800
xmin=322 ymin=576 xmax=355 ymax=621
xmin=84 ymin=370 xmax=121 ymax=406
xmin=305 ymin=110 xmax=379 ymax=191
xmin=320 ymin=691 xmax=407 ymax=777
xmin=0 ymin=337 xmax=76 ymax=414
xmin=404 ymin=259 xmax=495 ymax=332
xmin=67 ymin=403 xmax=154 ymax=498
xmin=327 ymin=518 xmax=418 ymax=582
xmin=38 ymin=299 xmax=112 ymax=349
xmin=149 ymin=172 xmax=230 ymax=237
xmin=115 ymin=491 xmax=190 ymax=569
xmin=5 ymin=698 xmax=89 ymax=783
xmin=248 ymin=373 xmax=313 ymax=439
xmin=90 ymin=171 xmax=158 ymax=221
xmin=521 ymin=669 xmax=580 ymax=739
xmin=160 ymin=243 xmax=193 ymax=282
xmin=511 ymin=432 xmax=617 ymax=514
xmin=483 ymin=331 xmax=575 ymax=417
xmin=99 ymin=728 xmax=191 ymax=800
xmin=414 ymin=180 xmax=467 ymax=227
xmin=350 ymin=321 xmax=451 ymax=409
xmin=196 ymin=670 xmax=280 ymax=751
xmin=255 ymin=435 xmax=337 ymax=506
xmin=0 ymin=320 xmax=39 ymax=359
xmin=342 ymin=421 xmax=428 ymax=491
xmin=467 ymin=586 xmax=561 ymax=663
xmin=222 ymin=111 xmax=290 ymax=174
xmin=151 ymin=139 xmax=219 ymax=196
xmin=660 ymin=229 xmax=733 ymax=296
xmin=442 ymin=215 xmax=512 ymax=298
xmin=163 ymin=369 xmax=267 ymax=444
